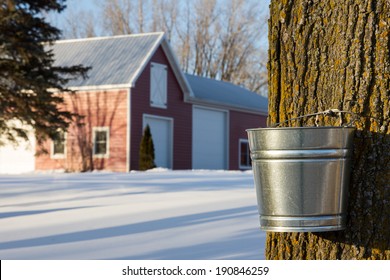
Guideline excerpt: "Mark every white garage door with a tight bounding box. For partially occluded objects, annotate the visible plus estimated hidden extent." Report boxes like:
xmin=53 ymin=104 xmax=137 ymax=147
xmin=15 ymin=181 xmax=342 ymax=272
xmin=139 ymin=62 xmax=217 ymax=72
xmin=143 ymin=115 xmax=173 ymax=169
xmin=0 ymin=125 xmax=35 ymax=174
xmin=193 ymin=107 xmax=227 ymax=169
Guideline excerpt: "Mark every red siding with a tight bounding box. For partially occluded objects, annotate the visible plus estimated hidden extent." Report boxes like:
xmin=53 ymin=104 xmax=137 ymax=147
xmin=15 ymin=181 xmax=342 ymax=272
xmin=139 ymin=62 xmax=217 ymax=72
xmin=229 ymin=111 xmax=267 ymax=170
xmin=36 ymin=89 xmax=128 ymax=172
xmin=130 ymin=46 xmax=192 ymax=170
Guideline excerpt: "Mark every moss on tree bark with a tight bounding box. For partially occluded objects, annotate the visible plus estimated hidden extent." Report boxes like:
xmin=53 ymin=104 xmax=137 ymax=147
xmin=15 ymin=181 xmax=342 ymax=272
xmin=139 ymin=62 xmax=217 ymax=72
xmin=266 ymin=0 xmax=390 ymax=259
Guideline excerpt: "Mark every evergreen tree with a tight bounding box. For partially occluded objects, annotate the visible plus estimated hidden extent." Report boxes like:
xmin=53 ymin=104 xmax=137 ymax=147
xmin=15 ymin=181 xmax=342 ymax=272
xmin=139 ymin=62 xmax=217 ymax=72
xmin=139 ymin=125 xmax=156 ymax=171
xmin=0 ymin=0 xmax=89 ymax=145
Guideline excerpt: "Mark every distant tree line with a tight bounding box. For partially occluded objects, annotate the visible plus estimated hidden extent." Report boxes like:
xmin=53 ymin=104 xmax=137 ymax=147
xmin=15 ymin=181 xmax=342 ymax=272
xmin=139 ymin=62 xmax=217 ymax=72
xmin=53 ymin=0 xmax=269 ymax=96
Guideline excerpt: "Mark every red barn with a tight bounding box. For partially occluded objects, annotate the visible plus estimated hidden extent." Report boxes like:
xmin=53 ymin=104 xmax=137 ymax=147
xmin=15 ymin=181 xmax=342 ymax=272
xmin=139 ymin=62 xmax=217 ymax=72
xmin=32 ymin=33 xmax=267 ymax=172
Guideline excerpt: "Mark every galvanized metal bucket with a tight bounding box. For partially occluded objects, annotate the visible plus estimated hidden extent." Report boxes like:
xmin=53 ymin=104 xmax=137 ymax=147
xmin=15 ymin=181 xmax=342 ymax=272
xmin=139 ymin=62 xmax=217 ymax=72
xmin=246 ymin=127 xmax=355 ymax=232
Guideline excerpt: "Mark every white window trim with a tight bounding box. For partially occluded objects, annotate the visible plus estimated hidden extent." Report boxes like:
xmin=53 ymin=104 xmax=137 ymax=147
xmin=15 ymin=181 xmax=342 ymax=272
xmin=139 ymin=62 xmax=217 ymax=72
xmin=239 ymin=138 xmax=251 ymax=170
xmin=51 ymin=132 xmax=67 ymax=159
xmin=92 ymin=127 xmax=110 ymax=158
xmin=150 ymin=62 xmax=168 ymax=109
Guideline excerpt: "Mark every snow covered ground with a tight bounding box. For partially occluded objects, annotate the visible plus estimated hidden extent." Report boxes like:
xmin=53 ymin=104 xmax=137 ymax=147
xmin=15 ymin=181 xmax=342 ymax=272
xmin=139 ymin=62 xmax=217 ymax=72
xmin=0 ymin=169 xmax=266 ymax=260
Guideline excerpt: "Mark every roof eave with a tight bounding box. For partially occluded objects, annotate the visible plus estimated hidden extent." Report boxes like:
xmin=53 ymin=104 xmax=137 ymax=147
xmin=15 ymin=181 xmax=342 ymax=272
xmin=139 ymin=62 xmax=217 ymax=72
xmin=128 ymin=32 xmax=165 ymax=87
xmin=128 ymin=34 xmax=193 ymax=99
xmin=160 ymin=39 xmax=194 ymax=100
xmin=187 ymin=97 xmax=268 ymax=116
xmin=50 ymin=84 xmax=131 ymax=92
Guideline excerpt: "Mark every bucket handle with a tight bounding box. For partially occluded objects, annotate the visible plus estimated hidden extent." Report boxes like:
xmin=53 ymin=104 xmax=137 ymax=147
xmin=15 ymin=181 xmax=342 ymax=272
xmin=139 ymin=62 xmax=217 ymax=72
xmin=272 ymin=109 xmax=373 ymax=128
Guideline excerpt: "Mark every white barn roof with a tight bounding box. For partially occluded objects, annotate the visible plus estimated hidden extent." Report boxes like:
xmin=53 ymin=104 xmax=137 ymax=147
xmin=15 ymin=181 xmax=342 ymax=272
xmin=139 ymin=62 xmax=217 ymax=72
xmin=51 ymin=33 xmax=163 ymax=88
xmin=50 ymin=32 xmax=192 ymax=92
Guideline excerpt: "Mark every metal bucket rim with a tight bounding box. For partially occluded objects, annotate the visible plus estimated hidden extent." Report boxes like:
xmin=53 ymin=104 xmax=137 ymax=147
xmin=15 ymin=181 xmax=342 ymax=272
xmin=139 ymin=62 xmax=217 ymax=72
xmin=246 ymin=126 xmax=355 ymax=132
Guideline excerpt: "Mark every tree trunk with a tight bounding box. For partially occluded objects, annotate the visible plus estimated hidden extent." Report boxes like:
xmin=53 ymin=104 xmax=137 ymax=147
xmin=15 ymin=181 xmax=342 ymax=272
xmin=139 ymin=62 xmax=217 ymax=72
xmin=266 ymin=0 xmax=390 ymax=259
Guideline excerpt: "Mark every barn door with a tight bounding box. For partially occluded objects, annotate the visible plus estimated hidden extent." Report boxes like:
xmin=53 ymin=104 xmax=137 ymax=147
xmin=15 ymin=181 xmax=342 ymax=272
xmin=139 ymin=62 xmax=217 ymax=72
xmin=192 ymin=107 xmax=228 ymax=170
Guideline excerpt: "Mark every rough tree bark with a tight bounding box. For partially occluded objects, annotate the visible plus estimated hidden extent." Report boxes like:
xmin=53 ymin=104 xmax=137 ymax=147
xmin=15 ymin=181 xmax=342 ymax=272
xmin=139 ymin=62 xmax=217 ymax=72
xmin=266 ymin=0 xmax=390 ymax=259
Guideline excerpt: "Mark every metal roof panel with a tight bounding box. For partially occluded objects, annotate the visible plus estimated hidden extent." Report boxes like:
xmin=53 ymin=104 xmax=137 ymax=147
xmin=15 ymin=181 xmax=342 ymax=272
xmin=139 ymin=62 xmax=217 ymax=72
xmin=185 ymin=74 xmax=268 ymax=113
xmin=51 ymin=33 xmax=164 ymax=88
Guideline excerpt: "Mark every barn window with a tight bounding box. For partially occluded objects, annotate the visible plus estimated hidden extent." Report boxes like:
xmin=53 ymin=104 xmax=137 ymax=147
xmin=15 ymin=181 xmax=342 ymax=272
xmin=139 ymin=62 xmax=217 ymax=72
xmin=150 ymin=62 xmax=167 ymax=109
xmin=239 ymin=139 xmax=251 ymax=169
xmin=93 ymin=127 xmax=109 ymax=158
xmin=51 ymin=130 xmax=66 ymax=158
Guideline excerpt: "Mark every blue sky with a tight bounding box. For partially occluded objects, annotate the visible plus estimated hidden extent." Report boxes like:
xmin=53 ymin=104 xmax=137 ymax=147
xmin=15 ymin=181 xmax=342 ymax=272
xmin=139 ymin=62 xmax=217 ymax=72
xmin=64 ymin=0 xmax=271 ymax=11
xmin=62 ymin=0 xmax=271 ymax=19
xmin=65 ymin=0 xmax=97 ymax=11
